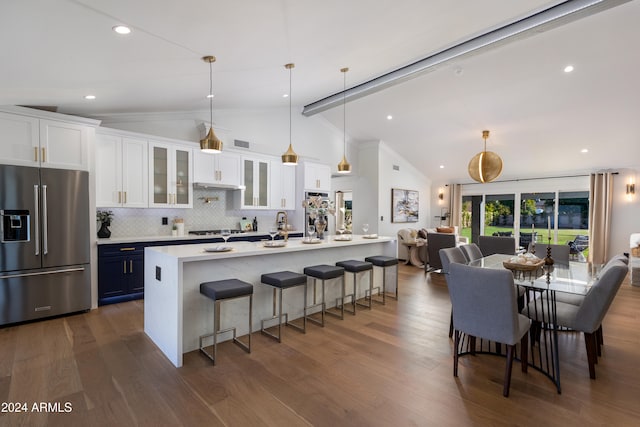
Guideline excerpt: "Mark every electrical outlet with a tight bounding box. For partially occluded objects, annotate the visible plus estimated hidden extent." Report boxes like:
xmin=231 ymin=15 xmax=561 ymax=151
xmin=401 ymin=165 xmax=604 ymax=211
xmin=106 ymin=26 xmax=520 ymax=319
xmin=162 ymin=217 xmax=168 ymax=225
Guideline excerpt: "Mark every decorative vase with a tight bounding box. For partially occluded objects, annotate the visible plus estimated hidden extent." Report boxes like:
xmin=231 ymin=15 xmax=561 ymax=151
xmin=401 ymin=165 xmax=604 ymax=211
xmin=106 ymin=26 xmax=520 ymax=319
xmin=97 ymin=221 xmax=111 ymax=238
xmin=315 ymin=216 xmax=327 ymax=239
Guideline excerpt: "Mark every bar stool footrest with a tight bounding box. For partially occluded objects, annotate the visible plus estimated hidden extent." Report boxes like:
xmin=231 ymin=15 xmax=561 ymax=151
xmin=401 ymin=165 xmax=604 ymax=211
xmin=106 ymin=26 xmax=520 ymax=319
xmin=305 ymin=302 xmax=325 ymax=327
xmin=336 ymin=294 xmax=356 ymax=315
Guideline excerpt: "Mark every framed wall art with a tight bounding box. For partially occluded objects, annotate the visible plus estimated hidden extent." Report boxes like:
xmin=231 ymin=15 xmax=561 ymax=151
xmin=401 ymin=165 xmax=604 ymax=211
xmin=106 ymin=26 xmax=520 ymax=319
xmin=391 ymin=188 xmax=419 ymax=223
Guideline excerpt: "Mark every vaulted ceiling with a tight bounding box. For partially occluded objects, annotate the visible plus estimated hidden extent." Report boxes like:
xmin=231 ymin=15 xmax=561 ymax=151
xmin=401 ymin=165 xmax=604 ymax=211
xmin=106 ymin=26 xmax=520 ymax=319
xmin=2 ymin=0 xmax=639 ymax=183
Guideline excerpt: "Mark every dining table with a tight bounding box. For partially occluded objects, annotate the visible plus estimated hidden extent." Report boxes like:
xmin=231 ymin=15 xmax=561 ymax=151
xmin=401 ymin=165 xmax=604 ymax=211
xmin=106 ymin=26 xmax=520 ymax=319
xmin=466 ymin=253 xmax=601 ymax=394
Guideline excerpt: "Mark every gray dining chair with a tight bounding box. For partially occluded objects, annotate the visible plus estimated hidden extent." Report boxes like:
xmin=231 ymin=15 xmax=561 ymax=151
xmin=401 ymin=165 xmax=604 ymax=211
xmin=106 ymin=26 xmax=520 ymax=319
xmin=527 ymin=243 xmax=570 ymax=265
xmin=478 ymin=235 xmax=516 ymax=256
xmin=460 ymin=243 xmax=483 ymax=262
xmin=439 ymin=247 xmax=468 ymax=338
xmin=448 ymin=263 xmax=530 ymax=397
xmin=522 ymin=260 xmax=628 ymax=379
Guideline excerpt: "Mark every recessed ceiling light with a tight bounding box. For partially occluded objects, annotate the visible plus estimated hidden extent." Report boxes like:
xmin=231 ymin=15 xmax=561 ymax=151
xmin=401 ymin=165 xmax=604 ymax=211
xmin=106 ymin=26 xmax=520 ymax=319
xmin=581 ymin=148 xmax=588 ymax=153
xmin=112 ymin=25 xmax=131 ymax=35
xmin=386 ymin=115 xmax=393 ymax=120
xmin=564 ymin=65 xmax=574 ymax=73
xmin=439 ymin=165 xmax=445 ymax=169
xmin=283 ymin=93 xmax=289 ymax=98
xmin=206 ymin=94 xmax=214 ymax=99
xmin=84 ymin=95 xmax=96 ymax=100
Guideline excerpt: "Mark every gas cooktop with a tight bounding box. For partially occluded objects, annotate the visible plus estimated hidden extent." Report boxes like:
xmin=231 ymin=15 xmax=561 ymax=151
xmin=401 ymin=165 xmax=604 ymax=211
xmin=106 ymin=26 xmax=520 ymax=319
xmin=188 ymin=229 xmax=245 ymax=236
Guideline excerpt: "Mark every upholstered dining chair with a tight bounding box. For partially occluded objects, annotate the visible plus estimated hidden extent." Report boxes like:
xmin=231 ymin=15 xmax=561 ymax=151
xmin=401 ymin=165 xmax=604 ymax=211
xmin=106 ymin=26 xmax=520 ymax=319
xmin=460 ymin=243 xmax=483 ymax=262
xmin=522 ymin=260 xmax=628 ymax=379
xmin=527 ymin=243 xmax=571 ymax=265
xmin=478 ymin=235 xmax=517 ymax=257
xmin=439 ymin=247 xmax=468 ymax=338
xmin=448 ymin=263 xmax=530 ymax=397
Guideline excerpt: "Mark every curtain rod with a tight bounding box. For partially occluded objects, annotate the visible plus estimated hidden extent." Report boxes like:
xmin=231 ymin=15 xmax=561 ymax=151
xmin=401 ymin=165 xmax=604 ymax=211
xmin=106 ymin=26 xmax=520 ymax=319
xmin=460 ymin=172 xmax=618 ymax=186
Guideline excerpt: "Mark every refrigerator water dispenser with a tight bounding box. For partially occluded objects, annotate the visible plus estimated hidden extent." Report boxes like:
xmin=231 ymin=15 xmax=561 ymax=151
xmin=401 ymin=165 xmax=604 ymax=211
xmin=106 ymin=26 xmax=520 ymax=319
xmin=1 ymin=210 xmax=30 ymax=242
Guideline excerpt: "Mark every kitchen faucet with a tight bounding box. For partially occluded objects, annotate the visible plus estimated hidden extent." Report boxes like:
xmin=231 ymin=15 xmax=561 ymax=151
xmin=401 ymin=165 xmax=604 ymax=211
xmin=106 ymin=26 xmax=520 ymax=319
xmin=276 ymin=211 xmax=289 ymax=241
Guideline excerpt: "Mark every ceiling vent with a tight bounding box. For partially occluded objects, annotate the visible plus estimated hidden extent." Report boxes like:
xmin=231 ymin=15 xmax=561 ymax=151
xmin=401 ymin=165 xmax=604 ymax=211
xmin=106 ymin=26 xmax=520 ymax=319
xmin=233 ymin=139 xmax=250 ymax=149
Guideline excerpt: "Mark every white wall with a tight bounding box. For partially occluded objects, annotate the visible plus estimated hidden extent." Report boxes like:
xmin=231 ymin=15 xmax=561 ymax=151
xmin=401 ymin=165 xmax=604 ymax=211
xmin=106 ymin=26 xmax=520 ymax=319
xmin=610 ymin=169 xmax=640 ymax=257
xmin=377 ymin=142 xmax=431 ymax=237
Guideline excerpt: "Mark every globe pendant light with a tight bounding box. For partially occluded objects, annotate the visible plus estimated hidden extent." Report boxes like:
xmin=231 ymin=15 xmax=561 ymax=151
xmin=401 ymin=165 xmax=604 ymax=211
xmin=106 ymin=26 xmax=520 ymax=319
xmin=337 ymin=67 xmax=351 ymax=174
xmin=468 ymin=130 xmax=502 ymax=183
xmin=200 ymin=56 xmax=223 ymax=153
xmin=281 ymin=63 xmax=299 ymax=165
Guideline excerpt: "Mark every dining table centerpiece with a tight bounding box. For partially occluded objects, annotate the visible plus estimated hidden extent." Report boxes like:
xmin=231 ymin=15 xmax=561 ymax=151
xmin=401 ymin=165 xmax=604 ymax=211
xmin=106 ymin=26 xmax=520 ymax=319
xmin=302 ymin=195 xmax=336 ymax=239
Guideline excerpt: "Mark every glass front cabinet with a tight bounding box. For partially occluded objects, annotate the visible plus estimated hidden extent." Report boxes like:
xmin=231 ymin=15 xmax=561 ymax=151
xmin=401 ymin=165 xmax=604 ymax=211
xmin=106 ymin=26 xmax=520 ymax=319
xmin=238 ymin=155 xmax=270 ymax=209
xmin=148 ymin=141 xmax=192 ymax=208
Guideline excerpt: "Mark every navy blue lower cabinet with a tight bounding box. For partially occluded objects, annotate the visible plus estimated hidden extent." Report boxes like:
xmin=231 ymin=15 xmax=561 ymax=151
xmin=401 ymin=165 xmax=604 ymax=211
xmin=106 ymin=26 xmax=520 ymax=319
xmin=98 ymin=244 xmax=145 ymax=306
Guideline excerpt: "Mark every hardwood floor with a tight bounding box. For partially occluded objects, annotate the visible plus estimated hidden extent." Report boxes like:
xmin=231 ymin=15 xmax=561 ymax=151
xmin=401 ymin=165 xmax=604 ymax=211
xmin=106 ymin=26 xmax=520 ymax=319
xmin=2 ymin=264 xmax=640 ymax=426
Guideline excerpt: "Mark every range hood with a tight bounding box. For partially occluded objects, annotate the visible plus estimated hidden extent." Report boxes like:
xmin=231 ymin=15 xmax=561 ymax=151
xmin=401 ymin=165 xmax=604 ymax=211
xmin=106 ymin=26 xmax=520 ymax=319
xmin=193 ymin=182 xmax=244 ymax=190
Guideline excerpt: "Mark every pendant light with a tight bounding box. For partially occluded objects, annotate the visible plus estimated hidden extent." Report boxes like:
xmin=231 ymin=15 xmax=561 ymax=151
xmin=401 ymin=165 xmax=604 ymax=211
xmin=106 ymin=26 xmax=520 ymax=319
xmin=200 ymin=55 xmax=223 ymax=153
xmin=468 ymin=130 xmax=502 ymax=183
xmin=281 ymin=63 xmax=299 ymax=165
xmin=337 ymin=67 xmax=351 ymax=174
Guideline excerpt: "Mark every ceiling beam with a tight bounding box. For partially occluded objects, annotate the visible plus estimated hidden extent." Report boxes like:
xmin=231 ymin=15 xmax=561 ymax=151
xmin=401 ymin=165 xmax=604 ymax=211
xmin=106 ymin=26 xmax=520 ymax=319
xmin=302 ymin=0 xmax=631 ymax=117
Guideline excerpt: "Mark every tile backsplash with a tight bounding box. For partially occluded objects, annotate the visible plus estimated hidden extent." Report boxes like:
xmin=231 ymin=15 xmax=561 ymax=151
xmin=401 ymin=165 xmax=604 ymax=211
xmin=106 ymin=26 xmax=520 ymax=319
xmin=99 ymin=188 xmax=296 ymax=238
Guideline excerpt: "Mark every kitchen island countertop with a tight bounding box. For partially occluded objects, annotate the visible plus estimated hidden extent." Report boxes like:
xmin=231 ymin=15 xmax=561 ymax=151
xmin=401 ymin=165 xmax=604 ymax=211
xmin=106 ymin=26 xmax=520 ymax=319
xmin=144 ymin=235 xmax=396 ymax=367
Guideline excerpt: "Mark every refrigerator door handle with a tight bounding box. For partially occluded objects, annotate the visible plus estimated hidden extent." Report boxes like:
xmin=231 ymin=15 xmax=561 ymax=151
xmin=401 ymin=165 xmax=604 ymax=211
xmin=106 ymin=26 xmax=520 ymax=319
xmin=34 ymin=185 xmax=40 ymax=255
xmin=42 ymin=184 xmax=48 ymax=255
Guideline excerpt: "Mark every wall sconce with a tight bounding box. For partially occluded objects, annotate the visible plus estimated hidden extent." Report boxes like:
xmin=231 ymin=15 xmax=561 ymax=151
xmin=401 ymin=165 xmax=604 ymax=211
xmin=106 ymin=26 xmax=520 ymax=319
xmin=626 ymin=183 xmax=635 ymax=202
xmin=438 ymin=188 xmax=444 ymax=202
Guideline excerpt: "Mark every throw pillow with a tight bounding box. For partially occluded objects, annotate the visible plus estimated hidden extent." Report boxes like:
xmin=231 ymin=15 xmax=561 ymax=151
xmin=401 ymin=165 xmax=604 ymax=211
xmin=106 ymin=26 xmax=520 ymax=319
xmin=436 ymin=226 xmax=455 ymax=234
xmin=418 ymin=228 xmax=428 ymax=239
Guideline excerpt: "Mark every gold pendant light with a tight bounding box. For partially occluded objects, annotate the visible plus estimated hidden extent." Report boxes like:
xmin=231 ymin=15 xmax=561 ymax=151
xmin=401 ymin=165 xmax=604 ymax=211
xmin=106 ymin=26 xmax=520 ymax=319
xmin=282 ymin=63 xmax=299 ymax=165
xmin=200 ymin=56 xmax=223 ymax=153
xmin=468 ymin=130 xmax=502 ymax=183
xmin=337 ymin=67 xmax=351 ymax=174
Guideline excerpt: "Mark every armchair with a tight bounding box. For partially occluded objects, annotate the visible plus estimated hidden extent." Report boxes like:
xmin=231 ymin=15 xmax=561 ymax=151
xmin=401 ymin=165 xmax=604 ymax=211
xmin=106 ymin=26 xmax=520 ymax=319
xmin=425 ymin=232 xmax=456 ymax=272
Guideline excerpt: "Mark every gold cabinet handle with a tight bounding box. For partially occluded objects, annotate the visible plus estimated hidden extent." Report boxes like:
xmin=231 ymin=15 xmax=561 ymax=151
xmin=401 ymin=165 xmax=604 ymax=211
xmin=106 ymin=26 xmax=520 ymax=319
xmin=124 ymin=191 xmax=127 ymax=204
xmin=119 ymin=247 xmax=136 ymax=251
xmin=123 ymin=260 xmax=127 ymax=274
xmin=129 ymin=260 xmax=133 ymax=273
xmin=118 ymin=191 xmax=122 ymax=204
xmin=34 ymin=147 xmax=39 ymax=162
xmin=41 ymin=147 xmax=46 ymax=163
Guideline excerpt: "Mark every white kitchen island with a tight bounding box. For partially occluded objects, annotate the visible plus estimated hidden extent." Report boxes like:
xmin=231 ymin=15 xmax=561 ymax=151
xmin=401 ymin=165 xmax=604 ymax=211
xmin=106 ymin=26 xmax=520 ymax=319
xmin=144 ymin=236 xmax=396 ymax=367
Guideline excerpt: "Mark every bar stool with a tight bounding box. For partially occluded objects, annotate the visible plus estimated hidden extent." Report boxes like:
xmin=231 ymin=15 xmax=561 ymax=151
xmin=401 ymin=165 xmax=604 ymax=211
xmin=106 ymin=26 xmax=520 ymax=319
xmin=364 ymin=256 xmax=399 ymax=303
xmin=198 ymin=279 xmax=253 ymax=365
xmin=260 ymin=271 xmax=308 ymax=342
xmin=335 ymin=260 xmax=374 ymax=312
xmin=304 ymin=264 xmax=346 ymax=321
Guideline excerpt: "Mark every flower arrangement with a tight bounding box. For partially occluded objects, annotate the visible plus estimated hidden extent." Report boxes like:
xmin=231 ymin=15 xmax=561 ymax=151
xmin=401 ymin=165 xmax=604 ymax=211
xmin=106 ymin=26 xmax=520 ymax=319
xmin=302 ymin=196 xmax=336 ymax=219
xmin=96 ymin=210 xmax=114 ymax=224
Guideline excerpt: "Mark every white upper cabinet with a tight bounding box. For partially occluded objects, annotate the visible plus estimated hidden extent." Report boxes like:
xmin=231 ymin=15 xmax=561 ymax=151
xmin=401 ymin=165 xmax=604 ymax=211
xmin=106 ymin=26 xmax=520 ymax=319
xmin=270 ymin=161 xmax=297 ymax=210
xmin=96 ymin=131 xmax=148 ymax=208
xmin=303 ymin=161 xmax=331 ymax=192
xmin=0 ymin=111 xmax=93 ymax=170
xmin=0 ymin=112 xmax=39 ymax=166
xmin=238 ymin=155 xmax=270 ymax=209
xmin=39 ymin=119 xmax=90 ymax=170
xmin=149 ymin=140 xmax=192 ymax=208
xmin=193 ymin=150 xmax=241 ymax=188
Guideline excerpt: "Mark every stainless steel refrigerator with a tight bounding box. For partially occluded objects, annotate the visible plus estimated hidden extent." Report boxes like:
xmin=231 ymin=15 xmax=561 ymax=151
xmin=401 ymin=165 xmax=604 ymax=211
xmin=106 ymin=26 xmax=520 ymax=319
xmin=0 ymin=165 xmax=90 ymax=326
